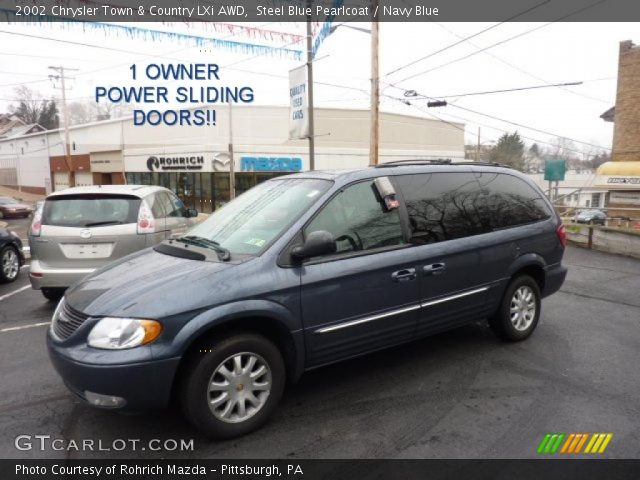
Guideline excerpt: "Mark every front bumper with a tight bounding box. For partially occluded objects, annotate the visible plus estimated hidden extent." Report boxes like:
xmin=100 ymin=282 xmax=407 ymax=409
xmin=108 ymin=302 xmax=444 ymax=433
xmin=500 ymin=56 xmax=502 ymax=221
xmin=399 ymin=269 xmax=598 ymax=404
xmin=29 ymin=259 xmax=95 ymax=289
xmin=47 ymin=331 xmax=181 ymax=410
xmin=542 ymin=263 xmax=568 ymax=298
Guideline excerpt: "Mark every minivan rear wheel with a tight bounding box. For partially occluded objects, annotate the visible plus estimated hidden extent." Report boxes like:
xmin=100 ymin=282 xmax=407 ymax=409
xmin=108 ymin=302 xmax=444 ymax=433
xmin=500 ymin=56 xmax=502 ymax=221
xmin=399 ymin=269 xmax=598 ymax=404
xmin=489 ymin=275 xmax=541 ymax=342
xmin=180 ymin=333 xmax=285 ymax=439
xmin=41 ymin=288 xmax=65 ymax=302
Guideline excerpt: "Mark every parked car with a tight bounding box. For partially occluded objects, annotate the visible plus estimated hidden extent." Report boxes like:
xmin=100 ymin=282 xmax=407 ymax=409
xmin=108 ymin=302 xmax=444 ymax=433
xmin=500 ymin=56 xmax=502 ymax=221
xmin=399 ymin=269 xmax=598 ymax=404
xmin=0 ymin=228 xmax=24 ymax=283
xmin=574 ymin=209 xmax=606 ymax=225
xmin=29 ymin=185 xmax=198 ymax=301
xmin=0 ymin=196 xmax=32 ymax=219
xmin=47 ymin=162 xmax=567 ymax=439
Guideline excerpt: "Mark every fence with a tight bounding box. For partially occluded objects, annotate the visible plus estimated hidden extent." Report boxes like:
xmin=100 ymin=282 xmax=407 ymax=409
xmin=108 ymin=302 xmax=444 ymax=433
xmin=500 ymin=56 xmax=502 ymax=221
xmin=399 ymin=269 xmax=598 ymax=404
xmin=566 ymin=223 xmax=640 ymax=260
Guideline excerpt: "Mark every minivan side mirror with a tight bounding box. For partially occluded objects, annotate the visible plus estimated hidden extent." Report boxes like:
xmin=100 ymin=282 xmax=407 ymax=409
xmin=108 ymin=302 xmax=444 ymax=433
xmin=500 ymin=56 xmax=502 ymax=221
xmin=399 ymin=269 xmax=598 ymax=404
xmin=186 ymin=208 xmax=198 ymax=218
xmin=291 ymin=230 xmax=337 ymax=261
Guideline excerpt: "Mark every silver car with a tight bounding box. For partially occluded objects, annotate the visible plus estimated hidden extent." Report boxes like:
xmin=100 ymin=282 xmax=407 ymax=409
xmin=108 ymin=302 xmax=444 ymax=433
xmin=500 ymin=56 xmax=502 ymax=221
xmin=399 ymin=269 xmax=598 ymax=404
xmin=29 ymin=185 xmax=197 ymax=301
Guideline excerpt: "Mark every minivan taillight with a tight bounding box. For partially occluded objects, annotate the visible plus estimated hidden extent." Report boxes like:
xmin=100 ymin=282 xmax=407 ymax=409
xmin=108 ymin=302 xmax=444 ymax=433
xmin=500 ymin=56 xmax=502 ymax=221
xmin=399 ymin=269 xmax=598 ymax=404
xmin=30 ymin=209 xmax=42 ymax=237
xmin=137 ymin=200 xmax=155 ymax=234
xmin=556 ymin=224 xmax=567 ymax=248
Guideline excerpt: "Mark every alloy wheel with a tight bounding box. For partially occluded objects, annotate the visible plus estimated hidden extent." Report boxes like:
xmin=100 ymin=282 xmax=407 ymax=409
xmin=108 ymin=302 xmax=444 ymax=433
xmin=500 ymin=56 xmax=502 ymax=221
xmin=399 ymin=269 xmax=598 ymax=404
xmin=207 ymin=352 xmax=272 ymax=424
xmin=510 ymin=285 xmax=536 ymax=331
xmin=2 ymin=248 xmax=19 ymax=280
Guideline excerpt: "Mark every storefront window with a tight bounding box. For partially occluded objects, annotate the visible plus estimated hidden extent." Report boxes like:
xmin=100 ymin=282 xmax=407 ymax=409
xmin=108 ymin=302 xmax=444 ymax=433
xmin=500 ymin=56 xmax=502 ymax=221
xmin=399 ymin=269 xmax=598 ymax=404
xmin=201 ymin=173 xmax=213 ymax=214
xmin=236 ymin=173 xmax=255 ymax=196
xmin=213 ymin=173 xmax=230 ymax=209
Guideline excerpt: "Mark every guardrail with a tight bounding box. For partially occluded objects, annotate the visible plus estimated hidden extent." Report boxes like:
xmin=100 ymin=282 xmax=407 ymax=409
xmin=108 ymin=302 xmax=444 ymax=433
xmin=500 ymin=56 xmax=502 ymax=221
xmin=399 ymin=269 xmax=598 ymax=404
xmin=565 ymin=223 xmax=640 ymax=259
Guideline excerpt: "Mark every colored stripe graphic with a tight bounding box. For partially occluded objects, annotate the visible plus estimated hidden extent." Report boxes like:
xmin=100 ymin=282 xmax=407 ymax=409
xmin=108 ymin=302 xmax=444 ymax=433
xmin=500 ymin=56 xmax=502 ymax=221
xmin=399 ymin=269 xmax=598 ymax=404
xmin=539 ymin=433 xmax=613 ymax=454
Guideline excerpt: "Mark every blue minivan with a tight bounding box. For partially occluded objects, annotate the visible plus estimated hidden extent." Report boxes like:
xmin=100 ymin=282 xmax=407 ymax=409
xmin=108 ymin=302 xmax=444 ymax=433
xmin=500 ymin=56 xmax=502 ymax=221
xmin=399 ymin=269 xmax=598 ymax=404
xmin=47 ymin=161 xmax=567 ymax=439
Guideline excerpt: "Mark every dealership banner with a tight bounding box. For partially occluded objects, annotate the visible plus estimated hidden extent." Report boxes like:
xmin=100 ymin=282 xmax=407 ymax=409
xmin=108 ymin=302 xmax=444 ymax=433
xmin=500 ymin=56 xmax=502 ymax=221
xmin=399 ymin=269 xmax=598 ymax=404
xmin=4 ymin=459 xmax=640 ymax=480
xmin=288 ymin=65 xmax=309 ymax=141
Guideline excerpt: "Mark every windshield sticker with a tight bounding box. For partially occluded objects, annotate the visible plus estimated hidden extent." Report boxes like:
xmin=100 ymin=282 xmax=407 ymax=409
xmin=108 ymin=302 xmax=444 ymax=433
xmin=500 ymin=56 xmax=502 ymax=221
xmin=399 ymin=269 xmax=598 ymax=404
xmin=245 ymin=238 xmax=266 ymax=247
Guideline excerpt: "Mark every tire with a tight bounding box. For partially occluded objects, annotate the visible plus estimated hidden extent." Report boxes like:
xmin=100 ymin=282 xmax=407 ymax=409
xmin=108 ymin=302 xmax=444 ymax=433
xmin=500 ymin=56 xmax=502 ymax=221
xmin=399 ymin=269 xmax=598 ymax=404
xmin=41 ymin=288 xmax=65 ymax=302
xmin=489 ymin=275 xmax=541 ymax=342
xmin=180 ymin=333 xmax=286 ymax=439
xmin=0 ymin=246 xmax=20 ymax=283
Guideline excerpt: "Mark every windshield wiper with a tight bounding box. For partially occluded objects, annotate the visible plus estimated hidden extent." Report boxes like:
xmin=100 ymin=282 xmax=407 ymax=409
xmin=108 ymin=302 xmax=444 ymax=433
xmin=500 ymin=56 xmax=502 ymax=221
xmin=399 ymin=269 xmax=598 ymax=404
xmin=175 ymin=235 xmax=231 ymax=261
xmin=84 ymin=220 xmax=125 ymax=227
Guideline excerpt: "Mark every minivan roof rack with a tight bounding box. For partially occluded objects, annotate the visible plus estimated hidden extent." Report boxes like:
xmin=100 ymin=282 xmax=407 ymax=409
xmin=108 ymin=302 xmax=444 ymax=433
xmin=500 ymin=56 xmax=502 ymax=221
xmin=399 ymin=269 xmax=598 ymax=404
xmin=374 ymin=159 xmax=514 ymax=169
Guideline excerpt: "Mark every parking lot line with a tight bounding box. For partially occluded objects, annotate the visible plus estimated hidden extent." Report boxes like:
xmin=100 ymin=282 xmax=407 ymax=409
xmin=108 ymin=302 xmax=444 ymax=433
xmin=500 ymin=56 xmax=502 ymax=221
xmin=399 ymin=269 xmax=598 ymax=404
xmin=0 ymin=322 xmax=49 ymax=333
xmin=0 ymin=285 xmax=30 ymax=302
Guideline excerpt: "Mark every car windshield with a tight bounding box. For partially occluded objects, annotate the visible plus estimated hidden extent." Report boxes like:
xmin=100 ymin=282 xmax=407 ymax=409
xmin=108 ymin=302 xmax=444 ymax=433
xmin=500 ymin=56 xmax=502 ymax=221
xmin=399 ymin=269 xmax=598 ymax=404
xmin=42 ymin=194 xmax=141 ymax=227
xmin=0 ymin=197 xmax=18 ymax=205
xmin=185 ymin=177 xmax=332 ymax=256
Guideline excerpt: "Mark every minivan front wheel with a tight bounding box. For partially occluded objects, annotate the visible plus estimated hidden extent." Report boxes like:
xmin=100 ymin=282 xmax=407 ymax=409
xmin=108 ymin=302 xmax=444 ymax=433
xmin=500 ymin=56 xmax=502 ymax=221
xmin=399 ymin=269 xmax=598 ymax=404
xmin=489 ymin=275 xmax=541 ymax=342
xmin=180 ymin=333 xmax=285 ymax=439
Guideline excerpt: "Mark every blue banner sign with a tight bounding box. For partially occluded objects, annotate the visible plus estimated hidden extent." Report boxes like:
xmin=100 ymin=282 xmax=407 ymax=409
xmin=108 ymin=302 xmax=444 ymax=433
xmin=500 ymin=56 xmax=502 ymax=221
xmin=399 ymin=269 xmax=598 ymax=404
xmin=240 ymin=156 xmax=303 ymax=172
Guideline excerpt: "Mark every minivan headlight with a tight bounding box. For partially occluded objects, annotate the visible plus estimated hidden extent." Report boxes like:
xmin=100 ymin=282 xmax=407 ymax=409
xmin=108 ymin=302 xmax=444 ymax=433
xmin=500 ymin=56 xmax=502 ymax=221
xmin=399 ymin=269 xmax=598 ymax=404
xmin=87 ymin=317 xmax=162 ymax=349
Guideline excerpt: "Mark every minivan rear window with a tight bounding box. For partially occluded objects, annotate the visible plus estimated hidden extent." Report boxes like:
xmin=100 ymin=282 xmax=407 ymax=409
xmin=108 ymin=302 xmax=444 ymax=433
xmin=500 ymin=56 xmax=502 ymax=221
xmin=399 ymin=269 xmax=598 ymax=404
xmin=42 ymin=194 xmax=141 ymax=228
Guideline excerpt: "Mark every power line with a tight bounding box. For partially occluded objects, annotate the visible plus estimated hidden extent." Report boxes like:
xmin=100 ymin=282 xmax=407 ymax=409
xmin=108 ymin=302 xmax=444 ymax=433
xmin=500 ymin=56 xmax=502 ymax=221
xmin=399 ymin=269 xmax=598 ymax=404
xmin=427 ymin=81 xmax=584 ymax=99
xmin=383 ymin=93 xmax=609 ymax=157
xmin=393 ymin=0 xmax=609 ymax=86
xmin=388 ymin=81 xmax=611 ymax=151
xmin=431 ymin=22 xmax=612 ymax=104
xmin=384 ymin=0 xmax=551 ymax=78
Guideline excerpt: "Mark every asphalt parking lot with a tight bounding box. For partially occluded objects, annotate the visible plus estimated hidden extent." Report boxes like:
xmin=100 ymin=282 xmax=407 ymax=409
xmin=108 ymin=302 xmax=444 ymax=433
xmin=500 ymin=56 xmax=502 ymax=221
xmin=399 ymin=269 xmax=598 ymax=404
xmin=1 ymin=215 xmax=639 ymax=459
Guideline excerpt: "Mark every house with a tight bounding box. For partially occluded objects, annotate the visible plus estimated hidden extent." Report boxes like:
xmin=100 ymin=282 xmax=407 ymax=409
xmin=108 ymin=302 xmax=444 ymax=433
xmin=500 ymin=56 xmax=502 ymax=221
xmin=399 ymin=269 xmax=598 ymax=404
xmin=0 ymin=114 xmax=45 ymax=139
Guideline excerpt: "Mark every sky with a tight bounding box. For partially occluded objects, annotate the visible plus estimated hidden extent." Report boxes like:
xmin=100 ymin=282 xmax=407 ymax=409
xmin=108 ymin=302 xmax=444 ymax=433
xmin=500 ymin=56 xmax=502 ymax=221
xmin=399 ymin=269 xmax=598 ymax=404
xmin=0 ymin=21 xmax=637 ymax=156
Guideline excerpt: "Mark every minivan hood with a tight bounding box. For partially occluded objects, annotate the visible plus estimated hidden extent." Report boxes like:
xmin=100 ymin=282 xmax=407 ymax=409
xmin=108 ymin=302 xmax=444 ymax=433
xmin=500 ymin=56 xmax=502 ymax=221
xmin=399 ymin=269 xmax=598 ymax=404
xmin=65 ymin=248 xmax=237 ymax=318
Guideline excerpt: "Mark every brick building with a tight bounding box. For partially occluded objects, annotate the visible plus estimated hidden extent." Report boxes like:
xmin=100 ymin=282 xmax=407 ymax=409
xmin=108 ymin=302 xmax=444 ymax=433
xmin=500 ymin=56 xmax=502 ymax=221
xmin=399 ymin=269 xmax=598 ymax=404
xmin=611 ymin=41 xmax=640 ymax=162
xmin=596 ymin=40 xmax=640 ymax=221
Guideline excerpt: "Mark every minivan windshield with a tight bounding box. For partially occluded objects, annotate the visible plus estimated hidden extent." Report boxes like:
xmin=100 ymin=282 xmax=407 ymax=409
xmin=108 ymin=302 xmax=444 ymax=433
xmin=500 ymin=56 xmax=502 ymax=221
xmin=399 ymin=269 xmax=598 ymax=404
xmin=185 ymin=178 xmax=332 ymax=256
xmin=42 ymin=194 xmax=141 ymax=228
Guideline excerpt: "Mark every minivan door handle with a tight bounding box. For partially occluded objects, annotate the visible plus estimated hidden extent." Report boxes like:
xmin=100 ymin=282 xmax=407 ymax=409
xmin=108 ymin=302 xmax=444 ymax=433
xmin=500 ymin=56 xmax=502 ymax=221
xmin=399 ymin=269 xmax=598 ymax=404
xmin=423 ymin=263 xmax=446 ymax=276
xmin=391 ymin=268 xmax=416 ymax=282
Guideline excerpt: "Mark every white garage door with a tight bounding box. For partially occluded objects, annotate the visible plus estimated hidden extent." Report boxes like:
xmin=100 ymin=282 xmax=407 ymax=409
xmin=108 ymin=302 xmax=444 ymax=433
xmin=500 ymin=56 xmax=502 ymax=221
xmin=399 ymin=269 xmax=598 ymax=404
xmin=53 ymin=172 xmax=70 ymax=192
xmin=75 ymin=171 xmax=93 ymax=187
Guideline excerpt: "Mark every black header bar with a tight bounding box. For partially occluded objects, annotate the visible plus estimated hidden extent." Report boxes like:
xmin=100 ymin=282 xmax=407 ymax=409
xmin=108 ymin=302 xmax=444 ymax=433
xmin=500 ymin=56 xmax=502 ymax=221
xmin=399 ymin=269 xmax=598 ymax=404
xmin=0 ymin=0 xmax=638 ymax=22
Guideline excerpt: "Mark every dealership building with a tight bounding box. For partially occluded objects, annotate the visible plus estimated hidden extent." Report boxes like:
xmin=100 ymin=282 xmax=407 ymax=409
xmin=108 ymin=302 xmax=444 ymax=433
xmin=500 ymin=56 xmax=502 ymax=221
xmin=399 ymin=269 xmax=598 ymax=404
xmin=0 ymin=105 xmax=464 ymax=212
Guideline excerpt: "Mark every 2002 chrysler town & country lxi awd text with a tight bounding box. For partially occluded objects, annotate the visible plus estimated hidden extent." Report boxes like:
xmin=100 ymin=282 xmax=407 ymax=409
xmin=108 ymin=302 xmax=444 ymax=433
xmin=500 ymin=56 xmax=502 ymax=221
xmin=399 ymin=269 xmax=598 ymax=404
xmin=47 ymin=161 xmax=567 ymax=439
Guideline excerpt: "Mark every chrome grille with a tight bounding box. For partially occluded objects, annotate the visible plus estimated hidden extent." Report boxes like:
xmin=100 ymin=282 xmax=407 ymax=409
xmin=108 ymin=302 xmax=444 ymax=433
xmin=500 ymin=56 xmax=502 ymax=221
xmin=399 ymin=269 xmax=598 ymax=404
xmin=52 ymin=300 xmax=90 ymax=340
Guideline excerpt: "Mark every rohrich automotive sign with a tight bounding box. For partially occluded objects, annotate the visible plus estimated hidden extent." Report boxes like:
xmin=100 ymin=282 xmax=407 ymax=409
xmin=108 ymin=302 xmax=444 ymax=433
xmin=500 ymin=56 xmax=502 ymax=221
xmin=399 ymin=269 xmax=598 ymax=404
xmin=124 ymin=152 xmax=221 ymax=172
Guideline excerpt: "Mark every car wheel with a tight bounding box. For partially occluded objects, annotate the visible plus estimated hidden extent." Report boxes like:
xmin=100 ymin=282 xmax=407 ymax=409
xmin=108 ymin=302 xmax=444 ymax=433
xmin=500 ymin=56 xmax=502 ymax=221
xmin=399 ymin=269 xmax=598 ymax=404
xmin=0 ymin=246 xmax=20 ymax=283
xmin=180 ymin=333 xmax=286 ymax=439
xmin=41 ymin=288 xmax=65 ymax=302
xmin=489 ymin=275 xmax=541 ymax=342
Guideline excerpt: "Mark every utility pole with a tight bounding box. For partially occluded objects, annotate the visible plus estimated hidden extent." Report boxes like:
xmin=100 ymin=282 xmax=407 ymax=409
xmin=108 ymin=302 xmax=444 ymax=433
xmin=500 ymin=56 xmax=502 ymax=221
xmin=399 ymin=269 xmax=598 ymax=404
xmin=306 ymin=5 xmax=315 ymax=170
xmin=476 ymin=127 xmax=481 ymax=161
xmin=370 ymin=0 xmax=380 ymax=166
xmin=49 ymin=66 xmax=78 ymax=187
xmin=228 ymin=102 xmax=236 ymax=199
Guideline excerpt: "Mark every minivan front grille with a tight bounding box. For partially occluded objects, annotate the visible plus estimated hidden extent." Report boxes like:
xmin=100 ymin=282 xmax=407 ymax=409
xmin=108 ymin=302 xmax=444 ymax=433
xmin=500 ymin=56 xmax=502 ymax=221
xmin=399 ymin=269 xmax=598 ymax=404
xmin=52 ymin=300 xmax=90 ymax=340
